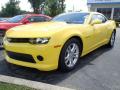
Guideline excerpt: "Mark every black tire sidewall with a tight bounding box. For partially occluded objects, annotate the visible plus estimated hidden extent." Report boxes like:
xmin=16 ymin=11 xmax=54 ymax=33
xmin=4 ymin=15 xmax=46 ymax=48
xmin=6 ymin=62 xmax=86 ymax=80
xmin=109 ymin=31 xmax=116 ymax=47
xmin=59 ymin=38 xmax=82 ymax=72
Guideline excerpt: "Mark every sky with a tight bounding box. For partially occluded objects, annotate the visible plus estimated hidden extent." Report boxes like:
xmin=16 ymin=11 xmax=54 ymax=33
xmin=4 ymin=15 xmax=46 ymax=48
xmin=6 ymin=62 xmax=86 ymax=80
xmin=0 ymin=0 xmax=88 ymax=12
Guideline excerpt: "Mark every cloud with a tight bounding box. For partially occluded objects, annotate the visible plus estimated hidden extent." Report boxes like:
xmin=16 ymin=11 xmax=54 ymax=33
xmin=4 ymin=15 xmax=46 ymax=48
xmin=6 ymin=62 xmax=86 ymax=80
xmin=19 ymin=0 xmax=32 ymax=11
xmin=65 ymin=0 xmax=88 ymax=12
xmin=0 ymin=0 xmax=32 ymax=11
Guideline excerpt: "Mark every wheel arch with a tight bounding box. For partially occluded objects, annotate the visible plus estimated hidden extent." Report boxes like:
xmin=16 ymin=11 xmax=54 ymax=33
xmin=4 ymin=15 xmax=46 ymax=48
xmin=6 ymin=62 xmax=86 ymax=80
xmin=58 ymin=35 xmax=84 ymax=71
xmin=68 ymin=36 xmax=83 ymax=52
xmin=60 ymin=35 xmax=84 ymax=57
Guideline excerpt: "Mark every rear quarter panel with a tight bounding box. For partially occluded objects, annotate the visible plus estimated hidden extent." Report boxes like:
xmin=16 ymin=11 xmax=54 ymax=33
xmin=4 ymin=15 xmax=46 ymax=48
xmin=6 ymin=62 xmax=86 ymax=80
xmin=106 ymin=20 xmax=116 ymax=39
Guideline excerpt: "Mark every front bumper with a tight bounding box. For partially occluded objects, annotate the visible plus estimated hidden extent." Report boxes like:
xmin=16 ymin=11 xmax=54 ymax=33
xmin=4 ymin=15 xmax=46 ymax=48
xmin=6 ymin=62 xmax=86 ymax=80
xmin=4 ymin=41 xmax=62 ymax=71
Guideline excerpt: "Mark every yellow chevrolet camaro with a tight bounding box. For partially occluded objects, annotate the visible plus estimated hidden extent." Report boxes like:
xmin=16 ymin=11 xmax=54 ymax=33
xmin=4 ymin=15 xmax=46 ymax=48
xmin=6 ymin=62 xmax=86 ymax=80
xmin=4 ymin=12 xmax=116 ymax=72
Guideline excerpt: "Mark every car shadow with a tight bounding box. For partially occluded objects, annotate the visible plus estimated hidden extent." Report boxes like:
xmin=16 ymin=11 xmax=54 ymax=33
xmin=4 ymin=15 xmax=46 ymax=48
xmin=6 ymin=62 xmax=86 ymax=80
xmin=0 ymin=45 xmax=113 ymax=85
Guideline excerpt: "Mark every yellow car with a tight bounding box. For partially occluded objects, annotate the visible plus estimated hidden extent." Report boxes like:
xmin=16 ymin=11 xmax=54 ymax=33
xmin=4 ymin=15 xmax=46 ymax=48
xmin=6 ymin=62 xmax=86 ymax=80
xmin=4 ymin=12 xmax=116 ymax=72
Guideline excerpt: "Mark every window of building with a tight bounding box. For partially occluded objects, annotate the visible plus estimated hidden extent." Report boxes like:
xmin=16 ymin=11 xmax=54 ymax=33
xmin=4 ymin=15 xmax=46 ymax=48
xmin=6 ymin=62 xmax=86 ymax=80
xmin=97 ymin=8 xmax=112 ymax=19
xmin=113 ymin=8 xmax=120 ymax=22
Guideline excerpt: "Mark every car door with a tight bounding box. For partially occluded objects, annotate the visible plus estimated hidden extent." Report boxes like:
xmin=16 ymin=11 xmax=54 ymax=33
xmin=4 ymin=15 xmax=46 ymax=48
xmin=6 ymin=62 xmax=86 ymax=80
xmin=91 ymin=14 xmax=108 ymax=48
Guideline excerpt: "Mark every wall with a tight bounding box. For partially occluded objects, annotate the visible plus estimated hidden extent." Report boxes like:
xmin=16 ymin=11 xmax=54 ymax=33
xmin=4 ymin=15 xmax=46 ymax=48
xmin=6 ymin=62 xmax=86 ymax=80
xmin=89 ymin=4 xmax=120 ymax=11
xmin=87 ymin=0 xmax=120 ymax=4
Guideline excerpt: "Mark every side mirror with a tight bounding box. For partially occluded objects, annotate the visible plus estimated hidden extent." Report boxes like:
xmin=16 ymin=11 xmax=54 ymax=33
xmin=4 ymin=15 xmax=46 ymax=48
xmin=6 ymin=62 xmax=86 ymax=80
xmin=22 ymin=19 xmax=30 ymax=24
xmin=91 ymin=19 xmax=102 ymax=25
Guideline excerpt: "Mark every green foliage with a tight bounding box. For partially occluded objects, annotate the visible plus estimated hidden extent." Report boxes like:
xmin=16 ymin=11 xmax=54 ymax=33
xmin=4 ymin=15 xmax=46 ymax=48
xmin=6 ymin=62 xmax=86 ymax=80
xmin=59 ymin=0 xmax=65 ymax=12
xmin=0 ymin=0 xmax=22 ymax=17
xmin=0 ymin=82 xmax=37 ymax=90
xmin=45 ymin=0 xmax=65 ymax=17
xmin=0 ymin=0 xmax=65 ymax=17
xmin=28 ymin=0 xmax=44 ymax=14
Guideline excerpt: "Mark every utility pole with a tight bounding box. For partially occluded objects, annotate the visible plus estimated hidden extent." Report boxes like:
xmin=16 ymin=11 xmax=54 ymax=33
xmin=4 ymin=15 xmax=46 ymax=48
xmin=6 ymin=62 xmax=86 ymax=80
xmin=73 ymin=4 xmax=75 ymax=12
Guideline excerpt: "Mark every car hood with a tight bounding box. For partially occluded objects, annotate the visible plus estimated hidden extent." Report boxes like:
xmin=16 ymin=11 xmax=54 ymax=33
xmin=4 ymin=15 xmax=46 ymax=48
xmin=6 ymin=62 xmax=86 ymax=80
xmin=6 ymin=22 xmax=83 ymax=38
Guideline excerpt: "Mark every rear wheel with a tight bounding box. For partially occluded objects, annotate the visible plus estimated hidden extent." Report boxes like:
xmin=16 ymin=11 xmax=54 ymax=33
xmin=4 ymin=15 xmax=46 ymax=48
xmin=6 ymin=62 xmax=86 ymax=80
xmin=59 ymin=38 xmax=82 ymax=72
xmin=107 ymin=30 xmax=116 ymax=48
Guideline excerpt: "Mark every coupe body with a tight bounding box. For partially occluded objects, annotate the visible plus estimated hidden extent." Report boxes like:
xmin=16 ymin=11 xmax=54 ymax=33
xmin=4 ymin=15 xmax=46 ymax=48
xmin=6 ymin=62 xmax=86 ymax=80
xmin=0 ymin=14 xmax=51 ymax=47
xmin=4 ymin=12 xmax=116 ymax=72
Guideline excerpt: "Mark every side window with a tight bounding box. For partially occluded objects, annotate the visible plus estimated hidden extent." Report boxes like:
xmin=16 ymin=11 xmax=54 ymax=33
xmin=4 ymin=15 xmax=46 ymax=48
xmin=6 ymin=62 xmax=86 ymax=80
xmin=28 ymin=16 xmax=48 ymax=22
xmin=92 ymin=15 xmax=98 ymax=21
xmin=91 ymin=14 xmax=107 ymax=23
xmin=91 ymin=14 xmax=99 ymax=23
xmin=97 ymin=15 xmax=107 ymax=23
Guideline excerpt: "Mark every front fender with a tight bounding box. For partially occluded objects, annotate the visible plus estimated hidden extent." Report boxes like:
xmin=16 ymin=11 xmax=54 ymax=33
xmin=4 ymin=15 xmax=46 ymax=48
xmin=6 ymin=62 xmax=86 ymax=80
xmin=51 ymin=29 xmax=84 ymax=48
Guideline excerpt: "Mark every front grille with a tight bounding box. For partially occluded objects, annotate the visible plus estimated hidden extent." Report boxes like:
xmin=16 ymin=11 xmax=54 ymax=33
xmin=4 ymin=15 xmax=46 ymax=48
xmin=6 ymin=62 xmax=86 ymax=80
xmin=8 ymin=38 xmax=29 ymax=43
xmin=0 ymin=29 xmax=6 ymax=37
xmin=6 ymin=51 xmax=36 ymax=63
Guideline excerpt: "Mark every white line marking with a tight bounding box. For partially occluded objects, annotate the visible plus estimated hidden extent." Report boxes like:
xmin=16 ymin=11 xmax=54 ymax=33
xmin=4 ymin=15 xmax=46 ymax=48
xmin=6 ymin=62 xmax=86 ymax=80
xmin=0 ymin=74 xmax=75 ymax=90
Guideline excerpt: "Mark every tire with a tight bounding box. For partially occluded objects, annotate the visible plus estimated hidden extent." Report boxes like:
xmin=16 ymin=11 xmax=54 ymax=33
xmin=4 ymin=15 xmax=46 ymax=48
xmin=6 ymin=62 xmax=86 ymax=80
xmin=59 ymin=38 xmax=82 ymax=72
xmin=107 ymin=30 xmax=116 ymax=48
xmin=116 ymin=22 xmax=119 ymax=27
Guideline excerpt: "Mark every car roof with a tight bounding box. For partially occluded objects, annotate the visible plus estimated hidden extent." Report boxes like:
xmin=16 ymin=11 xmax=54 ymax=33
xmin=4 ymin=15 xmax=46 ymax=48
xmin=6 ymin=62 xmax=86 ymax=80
xmin=64 ymin=12 xmax=90 ymax=14
xmin=64 ymin=11 xmax=102 ymax=15
xmin=14 ymin=14 xmax=51 ymax=19
xmin=26 ymin=14 xmax=51 ymax=18
xmin=90 ymin=12 xmax=103 ymax=15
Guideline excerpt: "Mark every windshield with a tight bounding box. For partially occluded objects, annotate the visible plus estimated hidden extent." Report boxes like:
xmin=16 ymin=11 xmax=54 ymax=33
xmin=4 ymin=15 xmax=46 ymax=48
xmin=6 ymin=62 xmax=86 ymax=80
xmin=7 ymin=15 xmax=26 ymax=23
xmin=52 ymin=12 xmax=89 ymax=24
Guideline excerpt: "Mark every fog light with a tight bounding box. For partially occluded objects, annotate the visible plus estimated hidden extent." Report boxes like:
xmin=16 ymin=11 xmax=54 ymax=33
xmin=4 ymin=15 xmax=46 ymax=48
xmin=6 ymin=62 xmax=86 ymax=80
xmin=37 ymin=56 xmax=43 ymax=61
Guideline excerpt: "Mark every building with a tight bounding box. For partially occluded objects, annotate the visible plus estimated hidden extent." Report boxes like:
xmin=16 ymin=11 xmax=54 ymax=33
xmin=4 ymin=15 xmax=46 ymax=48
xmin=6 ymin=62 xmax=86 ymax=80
xmin=87 ymin=0 xmax=120 ymax=21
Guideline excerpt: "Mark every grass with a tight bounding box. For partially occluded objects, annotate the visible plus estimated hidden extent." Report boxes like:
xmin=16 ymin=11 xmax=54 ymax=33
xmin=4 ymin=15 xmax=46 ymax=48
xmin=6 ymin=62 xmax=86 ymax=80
xmin=0 ymin=82 xmax=38 ymax=90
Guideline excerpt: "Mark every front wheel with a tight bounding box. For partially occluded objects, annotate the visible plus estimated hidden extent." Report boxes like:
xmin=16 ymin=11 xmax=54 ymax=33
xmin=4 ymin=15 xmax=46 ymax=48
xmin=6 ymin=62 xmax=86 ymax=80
xmin=107 ymin=30 xmax=116 ymax=48
xmin=59 ymin=38 xmax=82 ymax=72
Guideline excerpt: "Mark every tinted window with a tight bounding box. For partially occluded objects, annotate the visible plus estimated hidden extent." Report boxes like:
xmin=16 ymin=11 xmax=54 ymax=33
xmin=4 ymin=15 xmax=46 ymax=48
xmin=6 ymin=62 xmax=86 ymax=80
xmin=28 ymin=16 xmax=48 ymax=22
xmin=92 ymin=15 xmax=98 ymax=21
xmin=92 ymin=14 xmax=107 ymax=23
xmin=97 ymin=15 xmax=107 ymax=23
xmin=113 ymin=8 xmax=120 ymax=22
xmin=52 ymin=13 xmax=89 ymax=24
xmin=7 ymin=15 xmax=26 ymax=23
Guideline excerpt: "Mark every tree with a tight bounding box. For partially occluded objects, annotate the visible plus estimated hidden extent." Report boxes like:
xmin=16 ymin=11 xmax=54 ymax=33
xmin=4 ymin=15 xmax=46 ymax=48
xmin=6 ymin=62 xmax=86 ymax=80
xmin=28 ymin=0 xmax=44 ymax=14
xmin=0 ymin=0 xmax=22 ymax=17
xmin=59 ymin=0 xmax=65 ymax=12
xmin=45 ymin=0 xmax=65 ymax=17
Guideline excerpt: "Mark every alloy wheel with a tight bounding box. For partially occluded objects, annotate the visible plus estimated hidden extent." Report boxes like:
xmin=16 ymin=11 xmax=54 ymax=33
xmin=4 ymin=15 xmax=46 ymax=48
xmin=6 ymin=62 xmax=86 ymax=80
xmin=64 ymin=43 xmax=79 ymax=68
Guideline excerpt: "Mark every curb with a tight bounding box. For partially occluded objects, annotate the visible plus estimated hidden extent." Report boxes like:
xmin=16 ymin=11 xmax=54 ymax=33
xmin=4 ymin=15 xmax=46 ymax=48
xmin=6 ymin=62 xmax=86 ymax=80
xmin=0 ymin=74 xmax=75 ymax=90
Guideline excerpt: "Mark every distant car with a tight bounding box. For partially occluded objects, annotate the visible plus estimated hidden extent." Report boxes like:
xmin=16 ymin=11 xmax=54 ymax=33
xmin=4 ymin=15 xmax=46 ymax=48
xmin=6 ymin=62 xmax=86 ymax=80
xmin=0 ymin=14 xmax=51 ymax=47
xmin=0 ymin=18 xmax=8 ymax=21
xmin=4 ymin=12 xmax=116 ymax=72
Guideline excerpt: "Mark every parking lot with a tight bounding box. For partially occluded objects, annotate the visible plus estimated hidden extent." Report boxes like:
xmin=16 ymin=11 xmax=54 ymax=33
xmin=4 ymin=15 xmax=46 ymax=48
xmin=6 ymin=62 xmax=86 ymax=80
xmin=0 ymin=28 xmax=120 ymax=90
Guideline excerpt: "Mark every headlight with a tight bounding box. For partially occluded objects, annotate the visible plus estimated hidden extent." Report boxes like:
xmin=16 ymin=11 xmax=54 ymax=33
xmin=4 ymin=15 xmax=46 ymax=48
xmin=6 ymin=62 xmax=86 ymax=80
xmin=29 ymin=38 xmax=50 ymax=44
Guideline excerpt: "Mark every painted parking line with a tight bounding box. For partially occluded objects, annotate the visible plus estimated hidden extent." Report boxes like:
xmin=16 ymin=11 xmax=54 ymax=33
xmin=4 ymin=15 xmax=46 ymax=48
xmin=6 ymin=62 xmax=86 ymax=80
xmin=0 ymin=74 xmax=75 ymax=90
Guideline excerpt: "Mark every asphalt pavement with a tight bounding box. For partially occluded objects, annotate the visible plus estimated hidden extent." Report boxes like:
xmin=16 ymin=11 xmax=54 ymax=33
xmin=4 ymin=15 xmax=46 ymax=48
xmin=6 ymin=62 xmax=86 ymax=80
xmin=0 ymin=28 xmax=120 ymax=90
